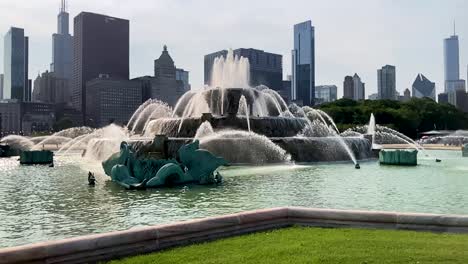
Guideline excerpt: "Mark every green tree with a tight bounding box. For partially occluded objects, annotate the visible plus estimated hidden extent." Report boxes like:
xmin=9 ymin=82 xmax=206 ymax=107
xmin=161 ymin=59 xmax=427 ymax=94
xmin=318 ymin=98 xmax=468 ymax=138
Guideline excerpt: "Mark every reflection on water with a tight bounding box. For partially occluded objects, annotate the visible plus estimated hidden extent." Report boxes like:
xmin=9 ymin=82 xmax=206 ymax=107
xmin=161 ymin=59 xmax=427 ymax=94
xmin=1 ymin=150 xmax=467 ymax=248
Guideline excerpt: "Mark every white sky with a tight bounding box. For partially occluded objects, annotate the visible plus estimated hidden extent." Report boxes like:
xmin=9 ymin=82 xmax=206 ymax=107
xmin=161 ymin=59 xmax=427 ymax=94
xmin=0 ymin=0 xmax=467 ymax=98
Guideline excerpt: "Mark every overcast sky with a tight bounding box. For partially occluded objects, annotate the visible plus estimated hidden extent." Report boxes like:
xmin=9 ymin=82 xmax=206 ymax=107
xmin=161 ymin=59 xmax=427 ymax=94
xmin=0 ymin=0 xmax=467 ymax=98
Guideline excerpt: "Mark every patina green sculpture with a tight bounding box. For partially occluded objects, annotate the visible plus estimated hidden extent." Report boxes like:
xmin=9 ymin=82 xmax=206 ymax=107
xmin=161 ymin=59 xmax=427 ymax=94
xmin=102 ymin=140 xmax=227 ymax=189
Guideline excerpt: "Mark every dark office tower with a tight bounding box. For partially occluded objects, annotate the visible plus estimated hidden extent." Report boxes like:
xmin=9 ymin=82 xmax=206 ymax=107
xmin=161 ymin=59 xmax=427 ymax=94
xmin=3 ymin=27 xmax=29 ymax=101
xmin=343 ymin=76 xmax=354 ymax=99
xmin=292 ymin=20 xmax=315 ymax=106
xmin=71 ymin=12 xmax=129 ymax=123
xmin=51 ymin=0 xmax=73 ymax=80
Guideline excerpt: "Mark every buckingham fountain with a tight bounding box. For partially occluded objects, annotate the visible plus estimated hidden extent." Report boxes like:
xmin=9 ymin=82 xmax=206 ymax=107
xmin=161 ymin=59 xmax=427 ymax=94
xmin=2 ymin=50 xmax=466 ymax=250
xmin=1 ymin=50 xmax=374 ymax=171
xmin=126 ymin=50 xmax=372 ymax=165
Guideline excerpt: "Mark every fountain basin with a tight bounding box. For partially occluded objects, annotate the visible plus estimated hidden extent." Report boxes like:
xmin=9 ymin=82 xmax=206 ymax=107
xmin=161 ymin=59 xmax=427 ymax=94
xmin=379 ymin=149 xmax=418 ymax=166
xmin=134 ymin=136 xmax=373 ymax=164
xmin=273 ymin=137 xmax=373 ymax=163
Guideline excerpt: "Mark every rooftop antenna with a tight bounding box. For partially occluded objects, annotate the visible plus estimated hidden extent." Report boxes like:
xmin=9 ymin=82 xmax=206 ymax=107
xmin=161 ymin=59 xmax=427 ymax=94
xmin=60 ymin=0 xmax=67 ymax=13
xmin=453 ymin=20 xmax=456 ymax=36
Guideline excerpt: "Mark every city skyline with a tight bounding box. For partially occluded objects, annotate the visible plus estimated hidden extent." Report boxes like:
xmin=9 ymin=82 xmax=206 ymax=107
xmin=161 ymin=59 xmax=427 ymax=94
xmin=0 ymin=0 xmax=467 ymax=99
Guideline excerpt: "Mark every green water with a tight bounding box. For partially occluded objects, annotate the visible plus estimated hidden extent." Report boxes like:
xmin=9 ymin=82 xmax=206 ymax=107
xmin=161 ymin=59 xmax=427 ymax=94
xmin=0 ymin=150 xmax=467 ymax=248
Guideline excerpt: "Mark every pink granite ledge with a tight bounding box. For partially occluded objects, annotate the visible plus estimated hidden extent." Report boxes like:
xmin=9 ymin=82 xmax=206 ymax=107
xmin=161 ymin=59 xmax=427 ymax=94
xmin=1 ymin=207 xmax=468 ymax=264
xmin=288 ymin=207 xmax=468 ymax=229
xmin=0 ymin=208 xmax=288 ymax=264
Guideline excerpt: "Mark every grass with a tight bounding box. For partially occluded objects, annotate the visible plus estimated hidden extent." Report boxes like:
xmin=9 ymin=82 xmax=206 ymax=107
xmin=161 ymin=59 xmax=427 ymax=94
xmin=108 ymin=227 xmax=468 ymax=264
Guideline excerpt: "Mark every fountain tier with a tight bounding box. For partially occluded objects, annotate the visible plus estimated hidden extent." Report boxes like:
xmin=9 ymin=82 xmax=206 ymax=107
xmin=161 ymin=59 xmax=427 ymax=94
xmin=160 ymin=136 xmax=372 ymax=164
xmin=148 ymin=116 xmax=307 ymax=138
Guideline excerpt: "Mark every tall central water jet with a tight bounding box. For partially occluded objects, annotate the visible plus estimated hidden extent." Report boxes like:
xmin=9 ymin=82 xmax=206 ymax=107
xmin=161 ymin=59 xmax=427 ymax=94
xmin=210 ymin=49 xmax=250 ymax=90
xmin=238 ymin=95 xmax=251 ymax=133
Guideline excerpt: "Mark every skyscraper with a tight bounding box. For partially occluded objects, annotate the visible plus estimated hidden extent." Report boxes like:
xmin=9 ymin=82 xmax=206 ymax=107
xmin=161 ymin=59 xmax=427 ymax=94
xmin=353 ymin=74 xmax=365 ymax=100
xmin=3 ymin=27 xmax=29 ymax=101
xmin=176 ymin=68 xmax=191 ymax=92
xmin=51 ymin=0 xmax=73 ymax=80
xmin=412 ymin=73 xmax=435 ymax=100
xmin=343 ymin=76 xmax=353 ymax=99
xmin=292 ymin=20 xmax=315 ymax=106
xmin=444 ymin=31 xmax=460 ymax=92
xmin=377 ymin=65 xmax=396 ymax=100
xmin=71 ymin=12 xmax=129 ymax=123
xmin=152 ymin=46 xmax=188 ymax=106
xmin=0 ymin=74 xmax=3 ymax=99
xmin=448 ymin=89 xmax=468 ymax=111
xmin=32 ymin=71 xmax=71 ymax=104
xmin=343 ymin=74 xmax=364 ymax=100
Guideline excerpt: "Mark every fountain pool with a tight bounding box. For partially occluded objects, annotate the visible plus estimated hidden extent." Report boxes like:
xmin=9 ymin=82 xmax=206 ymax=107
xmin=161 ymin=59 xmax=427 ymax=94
xmin=0 ymin=49 xmax=458 ymax=250
xmin=1 ymin=149 xmax=467 ymax=248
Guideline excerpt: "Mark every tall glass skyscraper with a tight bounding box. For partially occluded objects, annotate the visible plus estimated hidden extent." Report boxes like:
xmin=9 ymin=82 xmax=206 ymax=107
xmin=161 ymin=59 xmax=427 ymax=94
xmin=292 ymin=20 xmax=315 ymax=106
xmin=444 ymin=35 xmax=459 ymax=91
xmin=3 ymin=27 xmax=29 ymax=101
xmin=443 ymin=31 xmax=466 ymax=93
xmin=377 ymin=65 xmax=396 ymax=100
xmin=51 ymin=0 xmax=73 ymax=80
xmin=353 ymin=73 xmax=365 ymax=100
xmin=0 ymin=74 xmax=3 ymax=99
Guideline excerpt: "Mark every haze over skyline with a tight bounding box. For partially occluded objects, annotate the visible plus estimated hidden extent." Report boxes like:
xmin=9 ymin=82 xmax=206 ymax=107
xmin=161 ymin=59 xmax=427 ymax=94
xmin=0 ymin=0 xmax=467 ymax=98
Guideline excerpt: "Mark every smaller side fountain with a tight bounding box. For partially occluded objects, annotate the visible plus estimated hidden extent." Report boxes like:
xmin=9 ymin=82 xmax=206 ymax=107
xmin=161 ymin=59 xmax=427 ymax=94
xmin=0 ymin=144 xmax=20 ymax=157
xmin=20 ymin=150 xmax=54 ymax=165
xmin=367 ymin=113 xmax=377 ymax=149
xmin=102 ymin=139 xmax=227 ymax=189
xmin=379 ymin=149 xmax=418 ymax=166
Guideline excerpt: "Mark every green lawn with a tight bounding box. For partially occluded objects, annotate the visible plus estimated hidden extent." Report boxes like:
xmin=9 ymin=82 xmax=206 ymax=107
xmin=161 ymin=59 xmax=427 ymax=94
xmin=109 ymin=227 xmax=468 ymax=264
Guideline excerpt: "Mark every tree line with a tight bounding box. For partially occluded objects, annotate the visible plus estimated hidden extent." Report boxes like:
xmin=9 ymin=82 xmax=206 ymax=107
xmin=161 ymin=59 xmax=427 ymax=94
xmin=318 ymin=98 xmax=468 ymax=138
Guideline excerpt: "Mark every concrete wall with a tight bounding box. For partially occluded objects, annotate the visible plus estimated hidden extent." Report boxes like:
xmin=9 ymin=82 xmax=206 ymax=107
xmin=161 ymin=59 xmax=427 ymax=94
xmin=1 ymin=207 xmax=468 ymax=264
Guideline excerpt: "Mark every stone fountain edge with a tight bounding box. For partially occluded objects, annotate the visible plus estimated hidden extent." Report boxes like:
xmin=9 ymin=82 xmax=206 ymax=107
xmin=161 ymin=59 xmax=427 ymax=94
xmin=1 ymin=207 xmax=468 ymax=264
